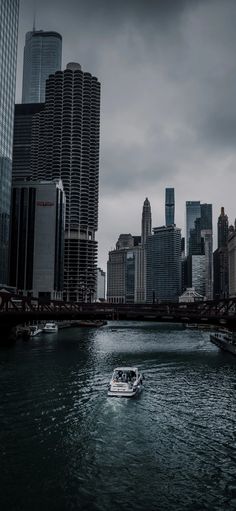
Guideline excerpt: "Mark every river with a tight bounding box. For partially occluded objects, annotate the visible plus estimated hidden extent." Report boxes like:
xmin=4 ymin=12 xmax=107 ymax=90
xmin=1 ymin=322 xmax=236 ymax=511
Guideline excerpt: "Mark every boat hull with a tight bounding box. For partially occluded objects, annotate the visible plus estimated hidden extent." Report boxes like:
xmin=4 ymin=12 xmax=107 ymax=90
xmin=29 ymin=329 xmax=42 ymax=337
xmin=107 ymin=386 xmax=142 ymax=398
xmin=42 ymin=329 xmax=58 ymax=333
xmin=210 ymin=334 xmax=236 ymax=355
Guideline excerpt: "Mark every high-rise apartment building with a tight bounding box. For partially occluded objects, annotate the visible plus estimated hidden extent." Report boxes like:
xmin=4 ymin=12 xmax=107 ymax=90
xmin=31 ymin=63 xmax=101 ymax=301
xmin=165 ymin=188 xmax=175 ymax=226
xmin=22 ymin=30 xmax=62 ymax=103
xmin=0 ymin=0 xmax=19 ymax=284
xmin=9 ymin=180 xmax=65 ymax=300
xmin=146 ymin=225 xmax=181 ymax=302
xmin=12 ymin=103 xmax=44 ymax=181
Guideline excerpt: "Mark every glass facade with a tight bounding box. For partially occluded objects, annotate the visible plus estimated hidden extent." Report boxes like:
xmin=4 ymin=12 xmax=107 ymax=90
xmin=9 ymin=180 xmax=65 ymax=299
xmin=165 ymin=188 xmax=175 ymax=226
xmin=186 ymin=201 xmax=201 ymax=256
xmin=0 ymin=0 xmax=19 ymax=284
xmin=12 ymin=103 xmax=44 ymax=181
xmin=125 ymin=250 xmax=135 ymax=303
xmin=200 ymin=203 xmax=212 ymax=230
xmin=146 ymin=226 xmax=182 ymax=302
xmin=22 ymin=31 xmax=62 ymax=103
xmin=187 ymin=202 xmax=213 ymax=300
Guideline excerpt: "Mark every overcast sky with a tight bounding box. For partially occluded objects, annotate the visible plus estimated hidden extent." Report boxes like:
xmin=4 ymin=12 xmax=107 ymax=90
xmin=16 ymin=0 xmax=236 ymax=270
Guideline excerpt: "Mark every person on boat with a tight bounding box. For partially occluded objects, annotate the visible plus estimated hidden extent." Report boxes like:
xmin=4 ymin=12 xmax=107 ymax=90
xmin=130 ymin=370 xmax=136 ymax=381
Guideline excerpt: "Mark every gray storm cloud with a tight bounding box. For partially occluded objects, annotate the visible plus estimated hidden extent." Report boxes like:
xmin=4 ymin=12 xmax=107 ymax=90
xmin=17 ymin=0 xmax=236 ymax=268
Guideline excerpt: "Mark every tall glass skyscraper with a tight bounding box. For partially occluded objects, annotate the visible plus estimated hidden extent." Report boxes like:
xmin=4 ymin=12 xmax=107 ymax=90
xmin=186 ymin=201 xmax=213 ymax=300
xmin=186 ymin=201 xmax=201 ymax=256
xmin=12 ymin=103 xmax=44 ymax=181
xmin=22 ymin=30 xmax=62 ymax=103
xmin=165 ymin=188 xmax=175 ymax=226
xmin=0 ymin=0 xmax=19 ymax=284
xmin=146 ymin=225 xmax=181 ymax=302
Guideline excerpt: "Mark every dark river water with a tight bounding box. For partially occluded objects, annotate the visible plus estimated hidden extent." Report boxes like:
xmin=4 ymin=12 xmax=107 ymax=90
xmin=1 ymin=322 xmax=236 ymax=511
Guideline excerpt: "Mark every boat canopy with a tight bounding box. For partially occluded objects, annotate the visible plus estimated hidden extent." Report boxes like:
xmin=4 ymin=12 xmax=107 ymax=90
xmin=113 ymin=367 xmax=138 ymax=375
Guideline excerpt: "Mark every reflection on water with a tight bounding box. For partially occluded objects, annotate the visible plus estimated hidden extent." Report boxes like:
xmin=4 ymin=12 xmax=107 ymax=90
xmin=1 ymin=322 xmax=236 ymax=511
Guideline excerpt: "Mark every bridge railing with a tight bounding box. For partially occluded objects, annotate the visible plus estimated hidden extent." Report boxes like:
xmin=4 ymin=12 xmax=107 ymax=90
xmin=1 ymin=290 xmax=236 ymax=319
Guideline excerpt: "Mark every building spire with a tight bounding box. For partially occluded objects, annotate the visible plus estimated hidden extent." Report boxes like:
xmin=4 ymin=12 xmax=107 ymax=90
xmin=33 ymin=0 xmax=36 ymax=31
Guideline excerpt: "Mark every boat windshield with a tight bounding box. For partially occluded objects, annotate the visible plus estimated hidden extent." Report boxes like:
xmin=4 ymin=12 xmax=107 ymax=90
xmin=112 ymin=370 xmax=137 ymax=382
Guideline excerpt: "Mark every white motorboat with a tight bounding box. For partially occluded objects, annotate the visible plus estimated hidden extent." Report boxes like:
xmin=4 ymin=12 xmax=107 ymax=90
xmin=42 ymin=322 xmax=58 ymax=333
xmin=108 ymin=367 xmax=143 ymax=398
xmin=210 ymin=331 xmax=236 ymax=356
xmin=29 ymin=325 xmax=42 ymax=337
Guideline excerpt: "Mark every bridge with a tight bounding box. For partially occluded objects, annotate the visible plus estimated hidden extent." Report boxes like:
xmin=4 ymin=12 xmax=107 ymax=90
xmin=1 ymin=290 xmax=236 ymax=341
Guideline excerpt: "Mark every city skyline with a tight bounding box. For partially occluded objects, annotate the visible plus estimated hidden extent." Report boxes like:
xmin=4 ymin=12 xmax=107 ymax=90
xmin=14 ymin=0 xmax=236 ymax=272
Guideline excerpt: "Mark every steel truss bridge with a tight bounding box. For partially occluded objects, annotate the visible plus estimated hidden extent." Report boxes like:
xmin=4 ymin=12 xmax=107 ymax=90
xmin=1 ymin=291 xmax=236 ymax=338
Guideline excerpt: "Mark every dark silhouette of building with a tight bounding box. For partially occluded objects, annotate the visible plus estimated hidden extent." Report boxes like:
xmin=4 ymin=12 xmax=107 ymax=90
xmin=9 ymin=180 xmax=65 ymax=299
xmin=31 ymin=63 xmax=101 ymax=301
xmin=0 ymin=0 xmax=19 ymax=285
xmin=12 ymin=103 xmax=44 ymax=181
xmin=213 ymin=207 xmax=229 ymax=300
xmin=218 ymin=206 xmax=229 ymax=248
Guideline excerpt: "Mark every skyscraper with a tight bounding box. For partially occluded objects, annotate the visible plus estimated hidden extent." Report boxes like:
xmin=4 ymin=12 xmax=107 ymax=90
xmin=228 ymin=225 xmax=236 ymax=298
xmin=31 ymin=63 xmax=101 ymax=301
xmin=186 ymin=202 xmax=213 ymax=300
xmin=186 ymin=201 xmax=201 ymax=255
xmin=141 ymin=198 xmax=152 ymax=244
xmin=0 ymin=0 xmax=19 ymax=284
xmin=146 ymin=225 xmax=181 ymax=302
xmin=140 ymin=198 xmax=152 ymax=302
xmin=218 ymin=207 xmax=229 ymax=249
xmin=107 ymin=234 xmax=143 ymax=303
xmin=165 ymin=188 xmax=175 ymax=226
xmin=214 ymin=207 xmax=229 ymax=299
xmin=96 ymin=268 xmax=106 ymax=302
xmin=22 ymin=30 xmax=62 ymax=103
xmin=12 ymin=103 xmax=44 ymax=181
xmin=9 ymin=180 xmax=65 ymax=299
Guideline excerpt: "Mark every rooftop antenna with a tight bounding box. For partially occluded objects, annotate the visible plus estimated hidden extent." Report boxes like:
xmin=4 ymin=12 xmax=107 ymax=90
xmin=33 ymin=0 xmax=36 ymax=31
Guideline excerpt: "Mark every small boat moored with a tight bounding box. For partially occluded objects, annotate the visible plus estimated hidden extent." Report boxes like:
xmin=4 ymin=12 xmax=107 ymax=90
xmin=29 ymin=325 xmax=42 ymax=337
xmin=210 ymin=331 xmax=236 ymax=356
xmin=42 ymin=322 xmax=58 ymax=333
xmin=108 ymin=367 xmax=143 ymax=398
